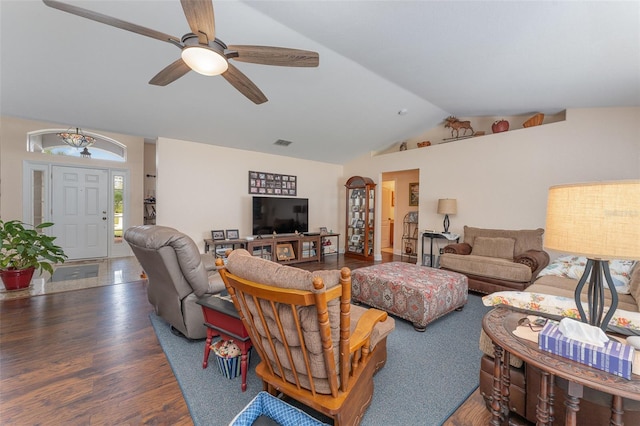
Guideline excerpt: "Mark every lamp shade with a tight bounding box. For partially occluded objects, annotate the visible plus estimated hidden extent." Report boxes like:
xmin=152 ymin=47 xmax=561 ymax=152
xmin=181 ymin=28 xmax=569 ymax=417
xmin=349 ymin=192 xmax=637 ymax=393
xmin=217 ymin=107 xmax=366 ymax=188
xmin=544 ymin=180 xmax=640 ymax=260
xmin=437 ymin=199 xmax=457 ymax=215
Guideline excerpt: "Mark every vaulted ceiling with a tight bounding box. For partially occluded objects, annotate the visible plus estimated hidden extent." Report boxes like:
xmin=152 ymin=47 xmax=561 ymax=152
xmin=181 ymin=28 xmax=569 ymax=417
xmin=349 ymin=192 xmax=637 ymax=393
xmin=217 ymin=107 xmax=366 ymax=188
xmin=1 ymin=1 xmax=638 ymax=164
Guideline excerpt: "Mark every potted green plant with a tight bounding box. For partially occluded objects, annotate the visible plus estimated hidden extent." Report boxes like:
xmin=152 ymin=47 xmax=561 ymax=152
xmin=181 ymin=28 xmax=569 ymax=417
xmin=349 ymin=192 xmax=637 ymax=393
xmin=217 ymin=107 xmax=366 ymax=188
xmin=0 ymin=220 xmax=67 ymax=291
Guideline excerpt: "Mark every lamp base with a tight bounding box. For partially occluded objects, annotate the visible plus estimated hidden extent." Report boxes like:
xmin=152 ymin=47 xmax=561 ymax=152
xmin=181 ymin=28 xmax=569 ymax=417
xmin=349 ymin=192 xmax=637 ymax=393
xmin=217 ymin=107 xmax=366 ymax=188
xmin=443 ymin=214 xmax=450 ymax=234
xmin=574 ymin=259 xmax=618 ymax=331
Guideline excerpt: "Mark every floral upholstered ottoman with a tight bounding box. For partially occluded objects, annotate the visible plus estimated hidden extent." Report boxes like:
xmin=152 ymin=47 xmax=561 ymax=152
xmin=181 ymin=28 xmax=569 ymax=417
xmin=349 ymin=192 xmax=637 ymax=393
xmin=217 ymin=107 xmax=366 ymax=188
xmin=351 ymin=262 xmax=468 ymax=331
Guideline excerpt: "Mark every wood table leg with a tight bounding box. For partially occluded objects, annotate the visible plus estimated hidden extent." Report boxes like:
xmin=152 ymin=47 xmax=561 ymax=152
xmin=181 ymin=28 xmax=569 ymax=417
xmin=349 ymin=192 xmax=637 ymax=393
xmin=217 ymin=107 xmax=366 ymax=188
xmin=490 ymin=344 xmax=504 ymax=426
xmin=240 ymin=348 xmax=249 ymax=392
xmin=610 ymin=395 xmax=624 ymax=426
xmin=537 ymin=371 xmax=551 ymax=425
xmin=565 ymin=381 xmax=583 ymax=426
xmin=202 ymin=328 xmax=217 ymax=369
xmin=501 ymin=351 xmax=511 ymax=420
xmin=548 ymin=373 xmax=555 ymax=425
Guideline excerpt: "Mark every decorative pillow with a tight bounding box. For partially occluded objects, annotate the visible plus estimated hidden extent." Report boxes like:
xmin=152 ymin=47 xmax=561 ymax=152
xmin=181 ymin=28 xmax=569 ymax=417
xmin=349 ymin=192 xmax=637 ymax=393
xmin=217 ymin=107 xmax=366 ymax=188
xmin=483 ymin=291 xmax=640 ymax=335
xmin=538 ymin=255 xmax=637 ymax=295
xmin=471 ymin=237 xmax=515 ymax=260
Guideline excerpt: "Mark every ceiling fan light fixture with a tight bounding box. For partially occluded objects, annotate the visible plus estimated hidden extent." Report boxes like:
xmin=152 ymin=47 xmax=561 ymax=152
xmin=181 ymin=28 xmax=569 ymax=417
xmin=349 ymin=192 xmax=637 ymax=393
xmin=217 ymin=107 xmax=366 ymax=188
xmin=181 ymin=46 xmax=228 ymax=76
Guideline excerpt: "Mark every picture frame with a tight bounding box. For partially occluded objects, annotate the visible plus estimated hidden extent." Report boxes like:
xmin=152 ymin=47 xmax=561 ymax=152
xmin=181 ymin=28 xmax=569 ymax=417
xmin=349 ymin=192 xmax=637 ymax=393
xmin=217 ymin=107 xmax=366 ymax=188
xmin=225 ymin=229 xmax=239 ymax=240
xmin=319 ymin=226 xmax=328 ymax=234
xmin=211 ymin=230 xmax=225 ymax=240
xmin=248 ymin=170 xmax=297 ymax=196
xmin=276 ymin=243 xmax=295 ymax=261
xmin=409 ymin=182 xmax=419 ymax=206
xmin=350 ymin=234 xmax=361 ymax=243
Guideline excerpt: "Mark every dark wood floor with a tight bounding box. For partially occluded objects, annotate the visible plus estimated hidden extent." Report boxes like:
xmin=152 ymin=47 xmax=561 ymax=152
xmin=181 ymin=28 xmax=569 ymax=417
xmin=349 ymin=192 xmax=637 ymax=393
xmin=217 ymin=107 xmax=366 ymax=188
xmin=0 ymin=253 xmax=490 ymax=425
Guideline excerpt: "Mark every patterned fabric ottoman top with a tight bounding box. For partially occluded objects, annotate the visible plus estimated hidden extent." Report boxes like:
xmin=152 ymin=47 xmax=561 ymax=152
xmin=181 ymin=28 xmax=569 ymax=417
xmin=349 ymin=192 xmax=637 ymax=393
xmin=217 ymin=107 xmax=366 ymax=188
xmin=351 ymin=262 xmax=468 ymax=329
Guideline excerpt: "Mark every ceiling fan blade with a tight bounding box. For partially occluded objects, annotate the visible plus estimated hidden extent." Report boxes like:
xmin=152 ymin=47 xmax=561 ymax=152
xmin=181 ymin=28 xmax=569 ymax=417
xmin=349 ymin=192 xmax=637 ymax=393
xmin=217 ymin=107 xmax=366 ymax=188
xmin=42 ymin=0 xmax=180 ymax=45
xmin=222 ymin=63 xmax=268 ymax=104
xmin=149 ymin=59 xmax=192 ymax=86
xmin=227 ymin=45 xmax=319 ymax=67
xmin=43 ymin=0 xmax=181 ymax=45
xmin=180 ymin=0 xmax=216 ymax=45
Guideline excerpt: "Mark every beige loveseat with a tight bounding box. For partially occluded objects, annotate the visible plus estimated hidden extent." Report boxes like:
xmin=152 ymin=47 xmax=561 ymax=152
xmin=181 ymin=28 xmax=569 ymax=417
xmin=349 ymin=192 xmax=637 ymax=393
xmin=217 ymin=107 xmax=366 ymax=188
xmin=439 ymin=226 xmax=550 ymax=294
xmin=479 ymin=260 xmax=640 ymax=424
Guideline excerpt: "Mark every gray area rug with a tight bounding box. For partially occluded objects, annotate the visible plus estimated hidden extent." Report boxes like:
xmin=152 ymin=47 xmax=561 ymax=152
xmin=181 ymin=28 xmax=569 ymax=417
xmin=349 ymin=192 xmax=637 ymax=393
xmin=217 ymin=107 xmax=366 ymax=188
xmin=50 ymin=264 xmax=99 ymax=282
xmin=150 ymin=294 xmax=490 ymax=426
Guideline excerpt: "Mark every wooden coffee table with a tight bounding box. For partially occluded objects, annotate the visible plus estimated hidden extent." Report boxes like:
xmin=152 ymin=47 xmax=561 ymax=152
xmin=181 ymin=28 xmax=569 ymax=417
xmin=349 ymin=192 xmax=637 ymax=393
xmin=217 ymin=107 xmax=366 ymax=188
xmin=483 ymin=307 xmax=640 ymax=426
xmin=197 ymin=294 xmax=253 ymax=392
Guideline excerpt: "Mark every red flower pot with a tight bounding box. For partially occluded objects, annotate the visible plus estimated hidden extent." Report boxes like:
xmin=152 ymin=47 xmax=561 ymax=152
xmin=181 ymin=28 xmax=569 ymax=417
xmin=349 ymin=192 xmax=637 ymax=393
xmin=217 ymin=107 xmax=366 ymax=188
xmin=492 ymin=120 xmax=509 ymax=133
xmin=0 ymin=267 xmax=35 ymax=291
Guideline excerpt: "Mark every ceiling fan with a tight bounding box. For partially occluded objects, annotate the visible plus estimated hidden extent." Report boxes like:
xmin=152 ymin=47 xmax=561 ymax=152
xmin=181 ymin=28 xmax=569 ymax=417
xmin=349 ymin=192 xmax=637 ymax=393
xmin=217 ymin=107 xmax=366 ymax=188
xmin=43 ymin=0 xmax=319 ymax=104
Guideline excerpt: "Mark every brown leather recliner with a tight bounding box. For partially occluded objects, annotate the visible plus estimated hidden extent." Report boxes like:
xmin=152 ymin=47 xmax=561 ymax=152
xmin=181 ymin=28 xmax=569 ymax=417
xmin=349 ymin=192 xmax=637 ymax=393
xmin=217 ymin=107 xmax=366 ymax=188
xmin=124 ymin=225 xmax=225 ymax=339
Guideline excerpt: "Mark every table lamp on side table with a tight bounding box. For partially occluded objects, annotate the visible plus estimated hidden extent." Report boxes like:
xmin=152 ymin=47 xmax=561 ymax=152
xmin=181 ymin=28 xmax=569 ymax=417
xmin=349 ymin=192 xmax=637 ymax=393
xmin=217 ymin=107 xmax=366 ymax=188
xmin=544 ymin=180 xmax=640 ymax=331
xmin=437 ymin=198 xmax=457 ymax=234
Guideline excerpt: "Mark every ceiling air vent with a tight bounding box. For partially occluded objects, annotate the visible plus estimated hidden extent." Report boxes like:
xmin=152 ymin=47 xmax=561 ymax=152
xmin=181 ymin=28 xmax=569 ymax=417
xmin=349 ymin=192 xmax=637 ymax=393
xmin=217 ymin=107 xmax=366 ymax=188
xmin=274 ymin=139 xmax=292 ymax=147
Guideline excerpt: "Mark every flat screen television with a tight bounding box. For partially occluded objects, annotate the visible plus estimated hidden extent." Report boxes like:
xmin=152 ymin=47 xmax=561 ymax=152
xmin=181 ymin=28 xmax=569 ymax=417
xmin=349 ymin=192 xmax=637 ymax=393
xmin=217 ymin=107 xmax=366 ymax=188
xmin=252 ymin=196 xmax=309 ymax=235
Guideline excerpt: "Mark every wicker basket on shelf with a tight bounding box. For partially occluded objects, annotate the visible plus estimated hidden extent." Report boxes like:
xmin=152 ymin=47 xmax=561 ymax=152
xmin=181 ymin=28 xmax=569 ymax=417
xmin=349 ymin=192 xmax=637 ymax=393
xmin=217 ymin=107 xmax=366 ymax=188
xmin=523 ymin=113 xmax=544 ymax=127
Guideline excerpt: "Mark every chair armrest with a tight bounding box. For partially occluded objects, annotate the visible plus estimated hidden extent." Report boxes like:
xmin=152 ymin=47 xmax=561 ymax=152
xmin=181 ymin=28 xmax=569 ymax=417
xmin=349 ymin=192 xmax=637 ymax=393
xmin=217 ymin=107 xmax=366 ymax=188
xmin=443 ymin=242 xmax=472 ymax=255
xmin=349 ymin=308 xmax=388 ymax=353
xmin=514 ymin=249 xmax=550 ymax=275
xmin=201 ymin=254 xmax=217 ymax=272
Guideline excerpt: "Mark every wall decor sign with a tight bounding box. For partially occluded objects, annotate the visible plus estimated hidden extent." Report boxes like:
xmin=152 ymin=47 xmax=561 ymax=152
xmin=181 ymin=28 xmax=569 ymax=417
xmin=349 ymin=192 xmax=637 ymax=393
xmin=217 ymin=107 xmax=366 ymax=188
xmin=248 ymin=171 xmax=297 ymax=196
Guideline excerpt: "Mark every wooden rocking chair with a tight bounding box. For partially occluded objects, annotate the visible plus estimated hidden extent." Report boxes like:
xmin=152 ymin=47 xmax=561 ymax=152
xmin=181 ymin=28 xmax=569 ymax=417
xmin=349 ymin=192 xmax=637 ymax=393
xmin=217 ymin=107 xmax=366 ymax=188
xmin=217 ymin=249 xmax=395 ymax=426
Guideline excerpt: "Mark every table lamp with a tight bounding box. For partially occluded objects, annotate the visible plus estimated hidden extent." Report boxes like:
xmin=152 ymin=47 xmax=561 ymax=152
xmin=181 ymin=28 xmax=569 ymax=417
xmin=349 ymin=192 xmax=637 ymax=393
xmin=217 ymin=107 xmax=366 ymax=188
xmin=437 ymin=198 xmax=457 ymax=233
xmin=544 ymin=180 xmax=640 ymax=331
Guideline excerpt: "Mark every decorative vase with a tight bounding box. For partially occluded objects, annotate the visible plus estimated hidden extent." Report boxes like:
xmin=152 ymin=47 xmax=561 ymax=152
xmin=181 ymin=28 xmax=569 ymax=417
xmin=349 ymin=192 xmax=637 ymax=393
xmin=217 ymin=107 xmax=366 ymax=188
xmin=492 ymin=120 xmax=509 ymax=133
xmin=0 ymin=267 xmax=36 ymax=291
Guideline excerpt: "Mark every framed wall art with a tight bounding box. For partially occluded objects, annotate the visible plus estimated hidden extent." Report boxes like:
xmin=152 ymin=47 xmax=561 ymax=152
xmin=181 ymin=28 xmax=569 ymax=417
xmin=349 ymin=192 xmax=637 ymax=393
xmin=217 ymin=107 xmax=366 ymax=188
xmin=409 ymin=182 xmax=419 ymax=206
xmin=249 ymin=171 xmax=297 ymax=196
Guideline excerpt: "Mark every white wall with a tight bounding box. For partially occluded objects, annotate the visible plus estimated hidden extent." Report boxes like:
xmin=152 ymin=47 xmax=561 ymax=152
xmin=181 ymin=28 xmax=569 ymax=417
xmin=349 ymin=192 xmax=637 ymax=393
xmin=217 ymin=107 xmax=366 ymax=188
xmin=345 ymin=107 xmax=640 ymax=261
xmin=156 ymin=137 xmax=343 ymax=252
xmin=143 ymin=142 xmax=157 ymax=200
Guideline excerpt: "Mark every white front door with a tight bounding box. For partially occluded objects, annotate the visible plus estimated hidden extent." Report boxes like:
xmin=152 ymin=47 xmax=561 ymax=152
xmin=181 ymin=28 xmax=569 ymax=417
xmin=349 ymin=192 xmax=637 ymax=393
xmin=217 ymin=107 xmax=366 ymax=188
xmin=52 ymin=166 xmax=109 ymax=260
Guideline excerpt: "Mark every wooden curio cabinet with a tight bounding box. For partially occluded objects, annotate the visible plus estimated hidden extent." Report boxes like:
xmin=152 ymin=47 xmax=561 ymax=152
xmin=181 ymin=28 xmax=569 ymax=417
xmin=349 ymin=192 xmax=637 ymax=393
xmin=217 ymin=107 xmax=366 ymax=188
xmin=345 ymin=176 xmax=376 ymax=260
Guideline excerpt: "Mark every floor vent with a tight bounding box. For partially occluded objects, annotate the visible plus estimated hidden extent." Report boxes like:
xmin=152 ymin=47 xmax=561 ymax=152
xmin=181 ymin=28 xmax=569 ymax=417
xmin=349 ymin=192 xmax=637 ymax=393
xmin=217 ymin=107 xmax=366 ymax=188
xmin=274 ymin=139 xmax=292 ymax=147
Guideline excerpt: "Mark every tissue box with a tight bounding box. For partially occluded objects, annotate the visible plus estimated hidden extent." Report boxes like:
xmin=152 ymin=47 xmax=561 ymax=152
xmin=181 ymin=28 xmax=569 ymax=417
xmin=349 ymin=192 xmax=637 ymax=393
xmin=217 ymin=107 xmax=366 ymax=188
xmin=539 ymin=322 xmax=635 ymax=379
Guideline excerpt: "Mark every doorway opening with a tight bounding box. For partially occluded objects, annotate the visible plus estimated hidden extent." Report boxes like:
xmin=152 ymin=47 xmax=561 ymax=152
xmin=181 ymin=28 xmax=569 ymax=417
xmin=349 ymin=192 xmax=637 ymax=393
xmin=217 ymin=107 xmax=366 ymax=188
xmin=381 ymin=169 xmax=420 ymax=257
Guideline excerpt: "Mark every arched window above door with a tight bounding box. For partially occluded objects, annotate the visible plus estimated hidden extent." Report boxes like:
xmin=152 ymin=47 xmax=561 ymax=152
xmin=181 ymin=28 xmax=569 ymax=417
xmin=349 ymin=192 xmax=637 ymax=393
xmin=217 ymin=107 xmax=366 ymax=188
xmin=27 ymin=129 xmax=126 ymax=162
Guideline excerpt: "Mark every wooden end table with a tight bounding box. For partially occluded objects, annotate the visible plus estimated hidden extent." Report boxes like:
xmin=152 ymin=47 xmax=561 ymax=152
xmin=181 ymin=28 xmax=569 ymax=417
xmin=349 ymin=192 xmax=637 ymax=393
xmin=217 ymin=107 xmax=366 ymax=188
xmin=482 ymin=307 xmax=640 ymax=426
xmin=197 ymin=294 xmax=253 ymax=392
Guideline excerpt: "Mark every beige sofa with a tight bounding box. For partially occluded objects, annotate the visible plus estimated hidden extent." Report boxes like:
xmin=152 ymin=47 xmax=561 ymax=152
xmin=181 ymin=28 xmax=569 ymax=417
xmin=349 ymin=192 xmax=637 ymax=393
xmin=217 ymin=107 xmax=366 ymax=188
xmin=479 ymin=261 xmax=640 ymax=424
xmin=439 ymin=226 xmax=550 ymax=294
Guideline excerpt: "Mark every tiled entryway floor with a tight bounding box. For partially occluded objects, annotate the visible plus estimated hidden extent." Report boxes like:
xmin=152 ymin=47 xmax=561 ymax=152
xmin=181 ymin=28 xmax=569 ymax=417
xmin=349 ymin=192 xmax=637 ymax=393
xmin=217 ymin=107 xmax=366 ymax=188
xmin=0 ymin=256 xmax=144 ymax=301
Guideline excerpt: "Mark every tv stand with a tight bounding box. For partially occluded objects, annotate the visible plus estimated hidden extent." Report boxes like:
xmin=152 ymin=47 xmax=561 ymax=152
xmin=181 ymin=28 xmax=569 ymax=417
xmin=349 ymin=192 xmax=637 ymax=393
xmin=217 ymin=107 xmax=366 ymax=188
xmin=247 ymin=234 xmax=322 ymax=264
